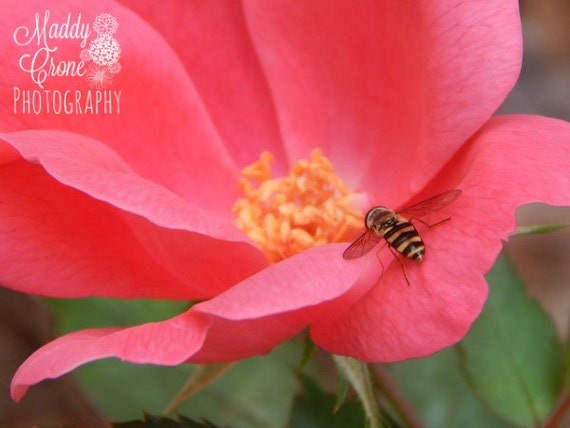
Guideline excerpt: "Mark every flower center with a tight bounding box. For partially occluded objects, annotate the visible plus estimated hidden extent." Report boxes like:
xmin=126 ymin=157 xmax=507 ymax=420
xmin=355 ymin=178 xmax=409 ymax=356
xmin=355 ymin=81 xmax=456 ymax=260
xmin=233 ymin=149 xmax=363 ymax=263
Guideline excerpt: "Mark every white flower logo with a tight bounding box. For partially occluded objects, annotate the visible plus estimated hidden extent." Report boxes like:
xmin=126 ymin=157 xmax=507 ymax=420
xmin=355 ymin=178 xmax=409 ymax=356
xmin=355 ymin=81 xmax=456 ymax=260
xmin=85 ymin=64 xmax=113 ymax=89
xmin=93 ymin=13 xmax=119 ymax=35
xmin=81 ymin=13 xmax=121 ymax=88
xmin=89 ymin=35 xmax=121 ymax=66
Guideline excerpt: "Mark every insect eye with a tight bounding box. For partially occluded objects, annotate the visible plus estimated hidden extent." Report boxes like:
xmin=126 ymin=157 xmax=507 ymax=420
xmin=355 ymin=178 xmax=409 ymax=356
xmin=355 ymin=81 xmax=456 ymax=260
xmin=365 ymin=207 xmax=387 ymax=229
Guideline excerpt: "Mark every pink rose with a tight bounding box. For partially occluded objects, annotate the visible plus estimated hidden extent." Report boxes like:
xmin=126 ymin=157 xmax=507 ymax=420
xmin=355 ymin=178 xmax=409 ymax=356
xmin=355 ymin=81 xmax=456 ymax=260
xmin=1 ymin=0 xmax=568 ymax=401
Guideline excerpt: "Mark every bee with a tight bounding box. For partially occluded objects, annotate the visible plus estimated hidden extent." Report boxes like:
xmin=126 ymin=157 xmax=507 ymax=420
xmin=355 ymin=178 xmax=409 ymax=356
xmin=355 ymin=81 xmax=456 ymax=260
xmin=343 ymin=189 xmax=462 ymax=284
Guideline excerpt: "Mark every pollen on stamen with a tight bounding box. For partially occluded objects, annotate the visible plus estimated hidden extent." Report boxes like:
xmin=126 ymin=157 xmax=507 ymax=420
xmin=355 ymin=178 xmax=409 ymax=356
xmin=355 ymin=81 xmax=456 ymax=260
xmin=233 ymin=149 xmax=364 ymax=264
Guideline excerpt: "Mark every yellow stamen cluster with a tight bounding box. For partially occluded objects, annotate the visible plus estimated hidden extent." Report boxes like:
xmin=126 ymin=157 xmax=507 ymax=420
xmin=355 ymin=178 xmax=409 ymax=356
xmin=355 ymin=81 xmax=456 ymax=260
xmin=233 ymin=149 xmax=363 ymax=263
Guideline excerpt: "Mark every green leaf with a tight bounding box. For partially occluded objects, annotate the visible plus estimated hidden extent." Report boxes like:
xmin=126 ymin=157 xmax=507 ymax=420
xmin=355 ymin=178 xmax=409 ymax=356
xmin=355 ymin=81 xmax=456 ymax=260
xmin=289 ymin=374 xmax=368 ymax=428
xmin=73 ymin=357 xmax=195 ymax=420
xmin=73 ymin=341 xmax=303 ymax=427
xmin=45 ymin=296 xmax=190 ymax=332
xmin=333 ymin=368 xmax=349 ymax=413
xmin=388 ymin=349 xmax=517 ymax=428
xmin=333 ymin=356 xmax=381 ymax=428
xmin=179 ymin=340 xmax=305 ymax=427
xmin=163 ymin=363 xmax=235 ymax=415
xmin=298 ymin=332 xmax=316 ymax=371
xmin=457 ymin=255 xmax=564 ymax=426
xmin=511 ymin=224 xmax=568 ymax=236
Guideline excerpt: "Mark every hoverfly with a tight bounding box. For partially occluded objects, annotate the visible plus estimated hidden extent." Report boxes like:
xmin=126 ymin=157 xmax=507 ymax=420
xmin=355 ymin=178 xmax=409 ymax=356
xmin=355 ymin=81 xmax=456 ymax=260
xmin=343 ymin=189 xmax=462 ymax=284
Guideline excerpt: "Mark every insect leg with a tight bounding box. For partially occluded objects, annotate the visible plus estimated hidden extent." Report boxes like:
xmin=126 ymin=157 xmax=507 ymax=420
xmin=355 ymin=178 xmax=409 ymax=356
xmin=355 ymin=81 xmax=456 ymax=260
xmin=388 ymin=246 xmax=411 ymax=286
xmin=374 ymin=240 xmax=388 ymax=279
xmin=413 ymin=216 xmax=451 ymax=229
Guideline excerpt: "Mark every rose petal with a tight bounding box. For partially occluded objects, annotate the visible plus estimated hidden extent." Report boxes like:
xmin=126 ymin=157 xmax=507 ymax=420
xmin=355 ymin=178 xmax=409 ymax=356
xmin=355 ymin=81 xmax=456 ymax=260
xmin=310 ymin=114 xmax=570 ymax=361
xmin=0 ymin=130 xmax=266 ymax=299
xmin=118 ymin=0 xmax=290 ymax=174
xmin=242 ymin=0 xmax=522 ymax=202
xmin=11 ymin=243 xmax=375 ymax=400
xmin=2 ymin=0 xmax=238 ymax=211
xmin=10 ymin=116 xmax=570 ymax=397
xmin=10 ymin=314 xmax=210 ymax=403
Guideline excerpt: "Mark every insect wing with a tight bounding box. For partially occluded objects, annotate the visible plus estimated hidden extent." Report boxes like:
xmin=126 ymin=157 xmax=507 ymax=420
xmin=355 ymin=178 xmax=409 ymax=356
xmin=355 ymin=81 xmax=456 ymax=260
xmin=397 ymin=189 xmax=461 ymax=219
xmin=343 ymin=230 xmax=383 ymax=259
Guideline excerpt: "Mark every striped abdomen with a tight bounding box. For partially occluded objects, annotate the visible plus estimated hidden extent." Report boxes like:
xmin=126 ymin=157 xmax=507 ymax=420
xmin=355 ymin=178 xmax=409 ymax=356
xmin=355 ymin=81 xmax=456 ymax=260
xmin=382 ymin=220 xmax=425 ymax=261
